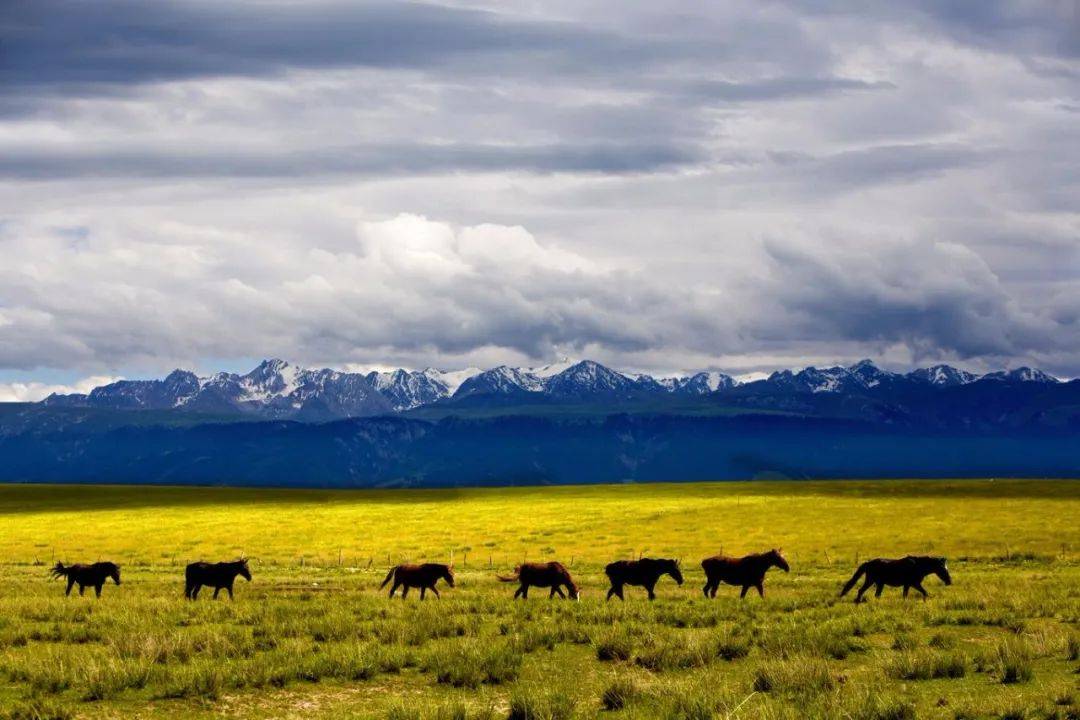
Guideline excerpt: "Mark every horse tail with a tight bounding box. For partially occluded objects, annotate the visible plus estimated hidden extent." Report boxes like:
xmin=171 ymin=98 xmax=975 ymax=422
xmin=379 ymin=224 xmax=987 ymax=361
xmin=496 ymin=569 xmax=520 ymax=582
xmin=50 ymin=562 xmax=67 ymax=579
xmin=379 ymin=566 xmax=397 ymax=589
xmin=840 ymin=562 xmax=870 ymax=596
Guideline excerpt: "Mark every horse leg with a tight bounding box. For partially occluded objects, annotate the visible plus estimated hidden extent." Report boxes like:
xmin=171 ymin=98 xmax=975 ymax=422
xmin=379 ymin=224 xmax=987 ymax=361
xmin=855 ymin=577 xmax=872 ymax=603
xmin=192 ymin=584 xmax=201 ymax=599
xmin=710 ymin=582 xmax=718 ymax=598
xmin=607 ymin=586 xmax=617 ymax=601
xmin=388 ymin=581 xmax=399 ymax=598
xmin=549 ymin=587 xmax=557 ymax=599
xmin=755 ymin=582 xmax=764 ymax=598
xmin=66 ymin=578 xmax=75 ymax=596
xmin=554 ymin=586 xmax=566 ymax=599
xmin=702 ymin=580 xmax=710 ymax=598
xmin=78 ymin=584 xmax=85 ymax=596
xmin=213 ymin=586 xmax=221 ymax=599
xmin=95 ymin=583 xmax=103 ymax=598
xmin=646 ymin=583 xmax=656 ymax=601
xmin=914 ymin=582 xmax=929 ymax=600
xmin=874 ymin=583 xmax=884 ymax=598
xmin=522 ymin=584 xmax=529 ymax=599
xmin=420 ymin=586 xmax=426 ymax=600
xmin=739 ymin=585 xmax=749 ymax=599
xmin=401 ymin=585 xmax=409 ymax=599
xmin=430 ymin=585 xmax=441 ymax=599
xmin=227 ymin=583 xmax=234 ymax=600
xmin=903 ymin=585 xmax=910 ymax=598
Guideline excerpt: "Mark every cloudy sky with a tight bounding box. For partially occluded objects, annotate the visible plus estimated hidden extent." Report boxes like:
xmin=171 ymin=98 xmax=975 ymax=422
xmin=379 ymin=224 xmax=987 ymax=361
xmin=1 ymin=0 xmax=1078 ymax=399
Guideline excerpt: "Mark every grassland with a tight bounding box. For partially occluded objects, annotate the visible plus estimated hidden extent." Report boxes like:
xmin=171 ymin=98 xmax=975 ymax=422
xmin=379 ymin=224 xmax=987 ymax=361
xmin=0 ymin=480 xmax=1077 ymax=720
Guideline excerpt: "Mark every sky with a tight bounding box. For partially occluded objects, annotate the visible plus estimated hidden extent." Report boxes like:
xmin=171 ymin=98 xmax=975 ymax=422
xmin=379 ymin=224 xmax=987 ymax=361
xmin=1 ymin=0 xmax=1078 ymax=400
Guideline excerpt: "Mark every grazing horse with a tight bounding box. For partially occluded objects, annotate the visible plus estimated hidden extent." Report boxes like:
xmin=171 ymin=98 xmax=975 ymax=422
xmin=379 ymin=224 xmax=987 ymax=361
xmin=498 ymin=562 xmax=579 ymax=600
xmin=604 ymin=558 xmax=683 ymax=600
xmin=701 ymin=549 xmax=789 ymax=598
xmin=185 ymin=559 xmax=251 ymax=600
xmin=380 ymin=563 xmax=454 ymax=600
xmin=50 ymin=562 xmax=121 ymax=597
xmin=840 ymin=556 xmax=951 ymax=603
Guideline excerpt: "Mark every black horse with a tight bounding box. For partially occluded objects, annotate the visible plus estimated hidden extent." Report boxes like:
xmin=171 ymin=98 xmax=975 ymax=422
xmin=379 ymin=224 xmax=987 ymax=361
xmin=701 ymin=549 xmax=790 ymax=598
xmin=841 ymin=556 xmax=951 ymax=602
xmin=185 ymin=559 xmax=251 ymax=600
xmin=605 ymin=558 xmax=683 ymax=600
xmin=51 ymin=561 xmax=121 ymax=597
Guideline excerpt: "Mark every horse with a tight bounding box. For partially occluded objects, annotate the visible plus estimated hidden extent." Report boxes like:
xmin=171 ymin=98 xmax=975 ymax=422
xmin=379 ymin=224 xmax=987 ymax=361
xmin=50 ymin=562 xmax=121 ymax=597
xmin=380 ymin=563 xmax=454 ymax=599
xmin=701 ymin=549 xmax=789 ymax=598
xmin=185 ymin=559 xmax=251 ymax=600
xmin=604 ymin=558 xmax=683 ymax=600
xmin=840 ymin=556 xmax=951 ymax=603
xmin=498 ymin=562 xmax=579 ymax=600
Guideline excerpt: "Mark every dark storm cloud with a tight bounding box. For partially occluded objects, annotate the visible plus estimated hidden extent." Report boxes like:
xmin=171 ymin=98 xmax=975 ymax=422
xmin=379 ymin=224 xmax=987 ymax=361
xmin=782 ymin=0 xmax=1079 ymax=59
xmin=0 ymin=0 xmax=618 ymax=89
xmin=0 ymin=141 xmax=700 ymax=180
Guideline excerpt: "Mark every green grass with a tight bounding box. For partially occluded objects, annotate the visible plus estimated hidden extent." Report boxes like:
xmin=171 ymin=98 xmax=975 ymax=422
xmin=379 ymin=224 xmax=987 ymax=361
xmin=0 ymin=479 xmax=1077 ymax=719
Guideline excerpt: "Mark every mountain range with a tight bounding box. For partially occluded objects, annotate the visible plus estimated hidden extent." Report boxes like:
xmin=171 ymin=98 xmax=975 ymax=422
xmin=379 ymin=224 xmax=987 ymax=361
xmin=38 ymin=357 xmax=1063 ymax=421
xmin=2 ymin=357 xmax=1076 ymax=487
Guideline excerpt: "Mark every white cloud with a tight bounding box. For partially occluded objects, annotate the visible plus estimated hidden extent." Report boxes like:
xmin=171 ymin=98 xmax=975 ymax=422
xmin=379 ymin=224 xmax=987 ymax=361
xmin=0 ymin=376 xmax=121 ymax=403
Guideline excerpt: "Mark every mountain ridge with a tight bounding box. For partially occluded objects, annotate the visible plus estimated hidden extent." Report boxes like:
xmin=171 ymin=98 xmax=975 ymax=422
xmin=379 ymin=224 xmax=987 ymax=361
xmin=38 ymin=357 xmax=1063 ymax=421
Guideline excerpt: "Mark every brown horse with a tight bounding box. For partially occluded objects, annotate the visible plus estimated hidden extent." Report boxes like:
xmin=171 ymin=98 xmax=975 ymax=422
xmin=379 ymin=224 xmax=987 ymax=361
xmin=51 ymin=561 xmax=121 ymax=597
xmin=380 ymin=563 xmax=454 ymax=599
xmin=840 ymin=556 xmax=951 ymax=603
xmin=701 ymin=549 xmax=789 ymax=598
xmin=185 ymin=559 xmax=251 ymax=600
xmin=605 ymin=558 xmax=683 ymax=600
xmin=498 ymin=562 xmax=579 ymax=600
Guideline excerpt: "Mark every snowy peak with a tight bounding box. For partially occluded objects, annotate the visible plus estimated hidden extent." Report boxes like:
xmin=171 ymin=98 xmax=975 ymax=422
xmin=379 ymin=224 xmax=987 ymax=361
xmin=544 ymin=360 xmax=636 ymax=397
xmin=907 ymin=365 xmax=978 ymax=386
xmin=366 ymin=368 xmax=451 ymax=411
xmin=453 ymin=366 xmax=544 ymax=398
xmin=767 ymin=366 xmax=862 ymax=393
xmin=847 ymin=359 xmax=898 ymax=388
xmin=669 ymin=371 xmax=736 ymax=394
xmin=982 ymin=367 xmax=1059 ymax=384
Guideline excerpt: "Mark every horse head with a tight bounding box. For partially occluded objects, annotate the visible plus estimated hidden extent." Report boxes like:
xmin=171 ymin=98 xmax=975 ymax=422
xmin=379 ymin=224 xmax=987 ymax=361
xmin=109 ymin=564 xmax=121 ymax=585
xmin=770 ymin=549 xmax=790 ymax=572
xmin=237 ymin=558 xmax=252 ymax=582
xmin=443 ymin=565 xmax=456 ymax=587
xmin=667 ymin=558 xmax=684 ymax=585
xmin=933 ymin=557 xmax=951 ymax=585
xmin=567 ymin=580 xmax=580 ymax=600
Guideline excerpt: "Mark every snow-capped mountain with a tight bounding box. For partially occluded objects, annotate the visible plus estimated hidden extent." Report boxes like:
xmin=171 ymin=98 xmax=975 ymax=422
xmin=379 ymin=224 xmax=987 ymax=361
xmin=453 ymin=366 xmax=545 ymax=398
xmin=981 ymin=367 xmax=1060 ymax=384
xmin=38 ymin=358 xmax=1063 ymax=420
xmin=908 ymin=364 xmax=978 ymax=386
xmin=366 ymin=369 xmax=452 ymax=411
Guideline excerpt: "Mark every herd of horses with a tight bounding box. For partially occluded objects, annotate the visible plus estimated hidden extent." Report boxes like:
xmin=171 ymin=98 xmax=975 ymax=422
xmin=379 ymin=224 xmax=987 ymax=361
xmin=50 ymin=551 xmax=953 ymax=604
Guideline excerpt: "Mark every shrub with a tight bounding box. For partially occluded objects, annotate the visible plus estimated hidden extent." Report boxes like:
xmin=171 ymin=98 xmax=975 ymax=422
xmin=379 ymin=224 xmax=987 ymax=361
xmin=889 ymin=651 xmax=967 ymax=680
xmin=601 ymin=676 xmax=639 ymax=710
xmin=426 ymin=641 xmax=522 ymax=689
xmin=595 ymin=629 xmax=635 ymax=662
xmin=996 ymin=640 xmax=1034 ymax=684
xmin=752 ymin=659 xmax=835 ymax=696
xmin=507 ymin=687 xmax=576 ymax=720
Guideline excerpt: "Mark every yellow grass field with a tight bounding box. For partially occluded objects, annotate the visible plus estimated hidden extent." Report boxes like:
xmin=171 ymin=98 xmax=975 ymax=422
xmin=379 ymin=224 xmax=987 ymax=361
xmin=0 ymin=480 xmax=1077 ymax=720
